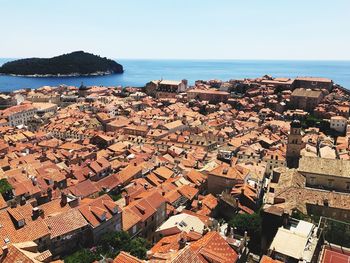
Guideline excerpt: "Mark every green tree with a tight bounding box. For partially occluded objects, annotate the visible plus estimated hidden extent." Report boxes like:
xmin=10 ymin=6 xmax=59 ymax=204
xmin=64 ymin=248 xmax=99 ymax=263
xmin=108 ymin=193 xmax=122 ymax=201
xmin=98 ymin=230 xmax=131 ymax=256
xmin=0 ymin=179 xmax=12 ymax=194
xmin=229 ymin=212 xmax=262 ymax=254
xmin=229 ymin=212 xmax=261 ymax=236
xmin=64 ymin=231 xmax=150 ymax=262
xmin=324 ymin=220 xmax=350 ymax=247
xmin=128 ymin=237 xmax=151 ymax=259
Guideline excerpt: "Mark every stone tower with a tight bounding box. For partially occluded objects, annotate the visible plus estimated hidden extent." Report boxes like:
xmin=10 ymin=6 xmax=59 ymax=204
xmin=78 ymin=82 xmax=90 ymax=97
xmin=286 ymin=120 xmax=303 ymax=168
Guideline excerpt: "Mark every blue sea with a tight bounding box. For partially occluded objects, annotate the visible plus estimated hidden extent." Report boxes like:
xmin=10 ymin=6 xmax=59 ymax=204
xmin=1 ymin=59 xmax=350 ymax=92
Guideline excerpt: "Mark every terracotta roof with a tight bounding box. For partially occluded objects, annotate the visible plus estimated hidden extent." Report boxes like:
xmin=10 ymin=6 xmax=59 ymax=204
xmin=113 ymin=251 xmax=144 ymax=263
xmin=78 ymin=194 xmax=121 ymax=228
xmin=153 ymin=166 xmax=174 ymax=180
xmin=151 ymin=232 xmax=202 ymax=254
xmin=122 ymin=207 xmax=141 ymax=231
xmin=190 ymin=231 xmax=238 ymax=263
xmin=117 ymin=163 xmax=143 ymax=185
xmin=44 ymin=209 xmax=88 ymax=238
xmin=128 ymin=191 xmax=166 ymax=222
xmin=0 ymin=104 xmax=35 ymax=117
xmin=260 ymin=255 xmax=283 ymax=263
xmin=178 ymin=185 xmax=198 ymax=201
xmin=186 ymin=170 xmax=207 ymax=186
xmin=231 ymin=183 xmax=258 ymax=202
xmin=66 ymin=179 xmax=99 ymax=198
xmin=1 ymin=242 xmax=52 ymax=263
xmin=209 ymin=163 xmax=247 ymax=181
xmin=163 ymin=120 xmax=184 ymax=130
xmin=94 ymin=173 xmax=121 ymax=191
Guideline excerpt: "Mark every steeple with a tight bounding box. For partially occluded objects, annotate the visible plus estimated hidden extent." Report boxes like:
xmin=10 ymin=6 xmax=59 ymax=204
xmin=286 ymin=120 xmax=303 ymax=168
xmin=78 ymin=82 xmax=90 ymax=97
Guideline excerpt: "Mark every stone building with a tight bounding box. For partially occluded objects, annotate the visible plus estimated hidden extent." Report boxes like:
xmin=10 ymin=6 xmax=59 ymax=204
xmin=145 ymin=79 xmax=188 ymax=98
xmin=187 ymin=89 xmax=230 ymax=103
xmin=330 ymin=115 xmax=347 ymax=134
xmin=0 ymin=103 xmax=37 ymax=127
xmin=299 ymin=156 xmax=350 ymax=193
xmin=293 ymin=77 xmax=333 ymax=91
xmin=290 ymin=88 xmax=324 ymax=112
xmin=286 ymin=120 xmax=304 ymax=168
xmin=207 ymin=163 xmax=247 ymax=195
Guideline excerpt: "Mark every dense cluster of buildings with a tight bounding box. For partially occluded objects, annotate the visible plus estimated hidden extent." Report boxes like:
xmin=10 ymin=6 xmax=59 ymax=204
xmin=0 ymin=76 xmax=349 ymax=262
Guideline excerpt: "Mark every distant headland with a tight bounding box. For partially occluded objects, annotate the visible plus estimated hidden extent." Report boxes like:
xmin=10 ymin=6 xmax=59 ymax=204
xmin=0 ymin=51 xmax=124 ymax=77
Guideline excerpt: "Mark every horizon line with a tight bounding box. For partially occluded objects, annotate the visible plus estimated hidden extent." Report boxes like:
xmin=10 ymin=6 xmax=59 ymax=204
xmin=1 ymin=56 xmax=350 ymax=62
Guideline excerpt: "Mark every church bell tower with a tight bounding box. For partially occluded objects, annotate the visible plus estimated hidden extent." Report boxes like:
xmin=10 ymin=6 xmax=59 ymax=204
xmin=286 ymin=120 xmax=303 ymax=168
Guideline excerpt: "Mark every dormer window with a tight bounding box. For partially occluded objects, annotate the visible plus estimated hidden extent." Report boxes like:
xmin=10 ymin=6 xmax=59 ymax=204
xmin=18 ymin=219 xmax=25 ymax=227
xmin=101 ymin=212 xmax=106 ymax=221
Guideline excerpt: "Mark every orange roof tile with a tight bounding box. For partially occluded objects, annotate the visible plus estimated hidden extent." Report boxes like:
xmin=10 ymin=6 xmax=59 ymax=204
xmin=190 ymin=231 xmax=238 ymax=263
xmin=113 ymin=251 xmax=144 ymax=263
xmin=44 ymin=209 xmax=88 ymax=238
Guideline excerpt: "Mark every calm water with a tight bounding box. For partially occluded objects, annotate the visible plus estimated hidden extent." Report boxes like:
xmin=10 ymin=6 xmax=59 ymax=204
xmin=0 ymin=59 xmax=350 ymax=92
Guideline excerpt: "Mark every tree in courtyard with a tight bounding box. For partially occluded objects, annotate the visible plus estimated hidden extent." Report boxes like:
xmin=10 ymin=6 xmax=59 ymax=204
xmin=324 ymin=220 xmax=350 ymax=247
xmin=127 ymin=237 xmax=150 ymax=259
xmin=64 ymin=231 xmax=150 ymax=262
xmin=64 ymin=248 xmax=99 ymax=263
xmin=229 ymin=211 xmax=262 ymax=254
xmin=0 ymin=178 xmax=12 ymax=194
xmin=98 ymin=230 xmax=131 ymax=258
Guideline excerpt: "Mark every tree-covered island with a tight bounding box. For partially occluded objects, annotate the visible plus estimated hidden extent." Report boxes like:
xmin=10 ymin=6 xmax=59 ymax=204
xmin=0 ymin=51 xmax=124 ymax=77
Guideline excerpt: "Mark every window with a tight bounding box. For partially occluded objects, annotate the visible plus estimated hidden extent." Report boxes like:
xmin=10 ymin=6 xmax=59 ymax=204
xmin=310 ymin=177 xmax=316 ymax=185
xmin=18 ymin=219 xmax=25 ymax=227
xmin=346 ymin=182 xmax=350 ymax=190
xmin=132 ymin=225 xmax=137 ymax=234
xmin=327 ymin=180 xmax=334 ymax=188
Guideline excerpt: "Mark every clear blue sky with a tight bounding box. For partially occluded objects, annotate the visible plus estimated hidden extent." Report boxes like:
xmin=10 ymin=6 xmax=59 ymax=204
xmin=1 ymin=0 xmax=350 ymax=60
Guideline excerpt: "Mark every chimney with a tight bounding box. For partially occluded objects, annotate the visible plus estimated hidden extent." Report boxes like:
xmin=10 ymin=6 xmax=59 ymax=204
xmin=241 ymin=188 xmax=245 ymax=196
xmin=282 ymin=212 xmax=289 ymax=227
xmin=125 ymin=194 xmax=130 ymax=206
xmin=47 ymin=187 xmax=53 ymax=200
xmin=225 ymin=225 xmax=231 ymax=237
xmin=20 ymin=196 xmax=26 ymax=206
xmin=32 ymin=207 xmax=40 ymax=220
xmin=223 ymin=168 xmax=228 ymax=175
xmin=198 ymin=200 xmax=202 ymax=209
xmin=243 ymin=231 xmax=248 ymax=246
xmin=60 ymin=192 xmax=67 ymax=206
xmin=1 ymin=245 xmax=8 ymax=258
xmin=31 ymin=177 xmax=37 ymax=186
xmin=202 ymin=226 xmax=209 ymax=235
xmin=178 ymin=236 xmax=187 ymax=249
